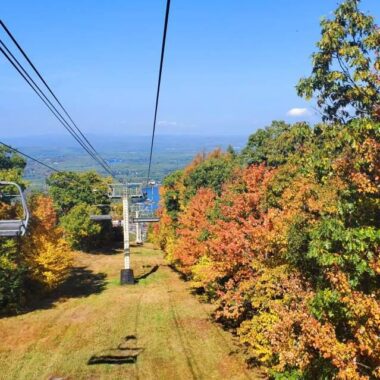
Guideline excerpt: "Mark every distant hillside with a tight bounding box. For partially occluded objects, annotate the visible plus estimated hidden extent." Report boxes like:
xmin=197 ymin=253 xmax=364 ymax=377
xmin=3 ymin=134 xmax=248 ymax=186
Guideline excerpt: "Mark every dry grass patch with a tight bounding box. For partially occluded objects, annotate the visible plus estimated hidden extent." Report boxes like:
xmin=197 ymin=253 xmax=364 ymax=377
xmin=0 ymin=245 xmax=263 ymax=380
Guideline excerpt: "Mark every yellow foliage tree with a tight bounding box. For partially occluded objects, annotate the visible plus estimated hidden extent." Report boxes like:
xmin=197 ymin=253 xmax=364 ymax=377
xmin=22 ymin=195 xmax=73 ymax=290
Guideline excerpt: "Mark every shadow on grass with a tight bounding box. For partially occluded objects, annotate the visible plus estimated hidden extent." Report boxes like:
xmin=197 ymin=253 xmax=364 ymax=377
xmin=54 ymin=267 xmax=107 ymax=298
xmin=135 ymin=265 xmax=159 ymax=282
xmin=87 ymin=241 xmax=123 ymax=255
xmin=167 ymin=264 xmax=189 ymax=281
xmin=5 ymin=266 xmax=108 ymax=317
xmin=88 ymin=354 xmax=138 ymax=365
xmin=88 ymin=335 xmax=144 ymax=365
xmin=130 ymin=242 xmax=144 ymax=248
xmin=167 ymin=264 xmax=206 ymax=297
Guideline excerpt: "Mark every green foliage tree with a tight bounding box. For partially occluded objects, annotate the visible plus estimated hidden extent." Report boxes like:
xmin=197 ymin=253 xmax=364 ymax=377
xmin=47 ymin=171 xmax=111 ymax=216
xmin=60 ymin=203 xmax=103 ymax=250
xmin=0 ymin=238 xmax=25 ymax=313
xmin=184 ymin=152 xmax=237 ymax=200
xmin=0 ymin=145 xmax=26 ymax=185
xmin=162 ymin=170 xmax=183 ymax=220
xmin=226 ymin=144 xmax=237 ymax=158
xmin=296 ymin=0 xmax=380 ymax=122
xmin=48 ymin=171 xmax=113 ymax=250
xmin=241 ymin=121 xmax=312 ymax=167
xmin=0 ymin=145 xmax=26 ymax=172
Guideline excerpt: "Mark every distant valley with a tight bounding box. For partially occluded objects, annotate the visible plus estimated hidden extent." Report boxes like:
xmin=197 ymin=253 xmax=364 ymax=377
xmin=3 ymin=134 xmax=249 ymax=187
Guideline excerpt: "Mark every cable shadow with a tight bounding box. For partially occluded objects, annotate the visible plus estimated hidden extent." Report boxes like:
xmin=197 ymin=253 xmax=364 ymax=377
xmin=135 ymin=265 xmax=159 ymax=282
xmin=167 ymin=264 xmax=189 ymax=281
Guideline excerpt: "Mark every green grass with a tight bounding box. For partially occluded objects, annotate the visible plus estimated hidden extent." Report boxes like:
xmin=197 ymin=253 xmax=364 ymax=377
xmin=0 ymin=245 xmax=263 ymax=380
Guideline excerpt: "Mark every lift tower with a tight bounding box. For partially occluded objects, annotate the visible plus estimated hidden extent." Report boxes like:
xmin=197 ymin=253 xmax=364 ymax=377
xmin=120 ymin=187 xmax=134 ymax=284
xmin=108 ymin=183 xmax=135 ymax=284
xmin=108 ymin=183 xmax=159 ymax=285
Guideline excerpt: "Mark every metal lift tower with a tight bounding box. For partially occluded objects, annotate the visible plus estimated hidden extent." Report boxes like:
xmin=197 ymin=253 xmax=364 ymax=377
xmin=120 ymin=188 xmax=134 ymax=284
xmin=108 ymin=183 xmax=159 ymax=285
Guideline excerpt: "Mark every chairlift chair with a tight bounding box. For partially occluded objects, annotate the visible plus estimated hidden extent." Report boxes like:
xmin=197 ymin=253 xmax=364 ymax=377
xmin=130 ymin=191 xmax=148 ymax=204
xmin=89 ymin=203 xmax=112 ymax=222
xmin=128 ymin=183 xmax=147 ymax=204
xmin=108 ymin=183 xmax=124 ymax=199
xmin=0 ymin=181 xmax=29 ymax=237
xmin=130 ymin=202 xmax=159 ymax=223
xmin=109 ymin=183 xmax=148 ymax=203
xmin=90 ymin=214 xmax=112 ymax=221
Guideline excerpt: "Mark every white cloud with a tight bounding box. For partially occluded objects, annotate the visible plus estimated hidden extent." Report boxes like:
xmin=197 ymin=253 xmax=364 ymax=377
xmin=287 ymin=108 xmax=310 ymax=117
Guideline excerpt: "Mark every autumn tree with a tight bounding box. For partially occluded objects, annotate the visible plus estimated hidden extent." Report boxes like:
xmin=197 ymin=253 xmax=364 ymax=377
xmin=297 ymin=0 xmax=380 ymax=122
xmin=0 ymin=147 xmax=26 ymax=312
xmin=21 ymin=195 xmax=73 ymax=290
xmin=153 ymin=1 xmax=380 ymax=377
xmin=174 ymin=187 xmax=216 ymax=275
xmin=0 ymin=151 xmax=75 ymax=313
xmin=154 ymin=119 xmax=380 ymax=377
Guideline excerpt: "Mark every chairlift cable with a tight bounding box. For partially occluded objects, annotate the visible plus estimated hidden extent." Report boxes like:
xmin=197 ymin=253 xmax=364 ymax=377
xmin=0 ymin=40 xmax=111 ymax=174
xmin=0 ymin=142 xmax=108 ymax=191
xmin=0 ymin=20 xmax=114 ymax=175
xmin=146 ymin=0 xmax=171 ymax=183
xmin=0 ymin=44 xmax=115 ymax=178
xmin=0 ymin=141 xmax=61 ymax=173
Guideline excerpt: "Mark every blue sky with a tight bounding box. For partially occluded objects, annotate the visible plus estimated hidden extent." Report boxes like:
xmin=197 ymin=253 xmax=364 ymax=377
xmin=1 ymin=0 xmax=379 ymax=138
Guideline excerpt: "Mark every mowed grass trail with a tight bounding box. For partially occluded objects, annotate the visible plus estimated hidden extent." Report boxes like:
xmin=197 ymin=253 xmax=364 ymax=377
xmin=0 ymin=245 xmax=263 ymax=380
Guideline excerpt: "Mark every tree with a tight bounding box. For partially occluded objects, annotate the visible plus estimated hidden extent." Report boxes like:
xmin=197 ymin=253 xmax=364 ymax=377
xmin=21 ymin=195 xmax=73 ymax=290
xmin=226 ymin=144 xmax=237 ymax=159
xmin=153 ymin=119 xmax=380 ymax=377
xmin=0 ymin=147 xmax=26 ymax=313
xmin=241 ymin=121 xmax=312 ymax=167
xmin=152 ymin=2 xmax=380 ymax=376
xmin=183 ymin=149 xmax=237 ymax=200
xmin=47 ymin=171 xmax=111 ymax=216
xmin=0 ymin=145 xmax=26 ymax=173
xmin=174 ymin=187 xmax=216 ymax=274
xmin=241 ymin=128 xmax=271 ymax=165
xmin=297 ymin=0 xmax=380 ymax=122
xmin=0 ymin=238 xmax=25 ymax=313
xmin=161 ymin=170 xmax=184 ymax=220
xmin=60 ymin=203 xmax=104 ymax=250
xmin=47 ymin=171 xmax=113 ymax=250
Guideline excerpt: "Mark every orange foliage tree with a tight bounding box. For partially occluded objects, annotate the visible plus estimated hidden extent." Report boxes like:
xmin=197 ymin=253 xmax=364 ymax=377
xmin=153 ymin=117 xmax=380 ymax=378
